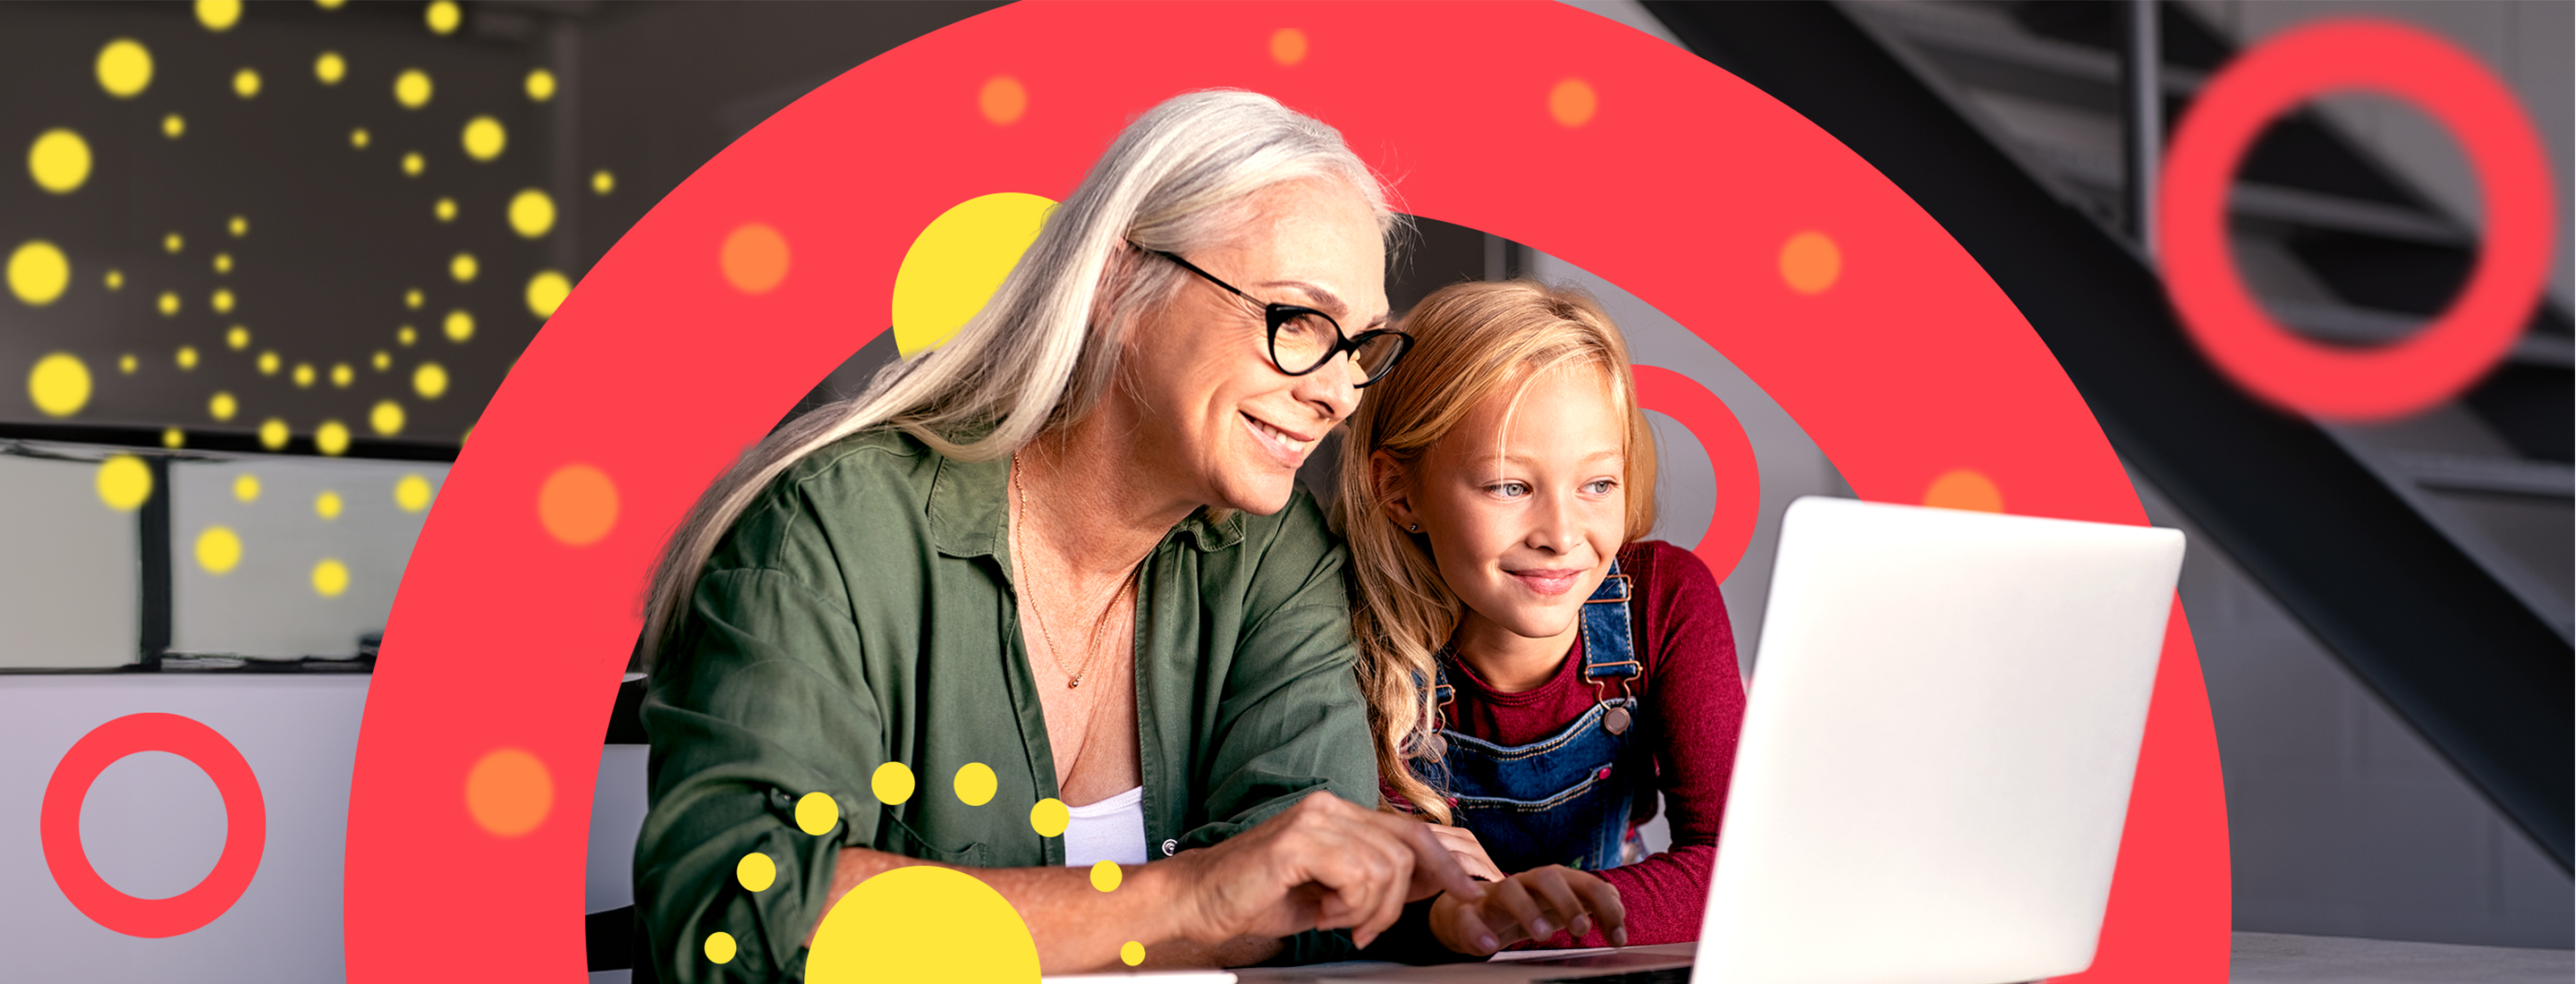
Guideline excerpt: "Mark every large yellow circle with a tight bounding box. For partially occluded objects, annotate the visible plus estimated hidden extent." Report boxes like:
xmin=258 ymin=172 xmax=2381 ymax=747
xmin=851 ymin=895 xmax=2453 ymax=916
xmin=195 ymin=525 xmax=242 ymax=574
xmin=806 ymin=866 xmax=1038 ymax=984
xmin=28 ymin=352 xmax=89 ymax=418
xmin=196 ymin=0 xmax=242 ymax=31
xmin=871 ymin=761 xmax=916 ymax=805
xmin=97 ymin=39 xmax=153 ymax=98
xmin=507 ymin=189 xmax=555 ymax=238
xmin=29 ymin=129 xmax=92 ymax=195
xmin=736 ymin=853 xmax=777 ymax=893
xmin=890 ymin=192 xmax=1054 ymax=357
xmin=311 ymin=557 xmax=351 ymax=597
xmin=462 ymin=116 xmax=506 ymax=161
xmin=794 ymin=792 xmax=841 ymax=836
xmin=394 ymin=68 xmax=433 ymax=109
xmin=9 ymin=241 xmax=71 ymax=306
xmin=96 ymin=454 xmax=152 ymax=512
xmin=525 ymin=270 xmax=570 ymax=318
xmin=953 ymin=762 xmax=997 ymax=807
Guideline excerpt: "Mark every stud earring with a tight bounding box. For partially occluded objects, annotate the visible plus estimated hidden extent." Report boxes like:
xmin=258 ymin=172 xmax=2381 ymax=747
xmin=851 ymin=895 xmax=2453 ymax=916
xmin=1407 ymin=523 xmax=1420 ymax=532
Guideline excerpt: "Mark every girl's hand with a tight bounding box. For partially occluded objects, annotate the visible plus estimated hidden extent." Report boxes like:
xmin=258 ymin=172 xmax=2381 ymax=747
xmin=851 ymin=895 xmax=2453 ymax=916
xmin=1165 ymin=792 xmax=1485 ymax=948
xmin=1421 ymin=822 xmax=1505 ymax=882
xmin=1426 ymin=865 xmax=1626 ymax=956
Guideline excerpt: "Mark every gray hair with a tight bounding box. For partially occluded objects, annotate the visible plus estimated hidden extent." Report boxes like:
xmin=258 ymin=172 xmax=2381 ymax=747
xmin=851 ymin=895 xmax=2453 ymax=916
xmin=640 ymin=89 xmax=1402 ymax=666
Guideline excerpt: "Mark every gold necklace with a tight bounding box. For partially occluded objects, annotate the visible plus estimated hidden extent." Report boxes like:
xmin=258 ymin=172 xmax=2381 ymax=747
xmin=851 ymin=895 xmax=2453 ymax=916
xmin=1011 ymin=455 xmax=1136 ymax=689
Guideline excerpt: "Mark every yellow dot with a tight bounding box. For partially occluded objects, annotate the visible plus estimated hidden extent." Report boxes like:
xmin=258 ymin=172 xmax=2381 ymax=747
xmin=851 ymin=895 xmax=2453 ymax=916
xmin=211 ymin=287 xmax=235 ymax=314
xmin=370 ymin=399 xmax=405 ymax=437
xmin=196 ymin=0 xmax=242 ymax=32
xmin=424 ymin=0 xmax=460 ymax=35
xmin=118 ymin=353 xmax=136 ymax=375
xmin=401 ymin=151 xmax=424 ymax=177
xmin=434 ymin=197 xmax=457 ymax=223
xmin=315 ymin=419 xmax=348 ymax=454
xmin=157 ymin=292 xmax=182 ymax=317
xmin=165 ymin=232 xmax=184 ymax=254
xmin=449 ymin=252 xmax=478 ymax=284
xmin=394 ymin=472 xmax=432 ymax=512
xmin=951 ymin=762 xmax=998 ymax=806
xmin=316 ymin=488 xmax=343 ymax=519
xmin=162 ymin=113 xmax=185 ymax=140
xmin=213 ymin=252 xmax=233 ymax=275
xmin=507 ymin=189 xmax=555 ymax=238
xmin=258 ymin=418 xmax=288 ymax=451
xmin=330 ymin=362 xmax=352 ymax=387
xmin=317 ymin=0 xmax=345 ymax=10
xmin=721 ymin=223 xmax=790 ymax=295
xmin=292 ymin=362 xmax=315 ymax=387
xmin=208 ymin=391 xmax=237 ymax=421
xmin=403 ymin=288 xmax=423 ymax=310
xmin=29 ymin=129 xmax=92 ymax=195
xmin=97 ymin=39 xmax=153 ymax=98
xmin=704 ymin=931 xmax=737 ymax=965
xmin=350 ymin=127 xmax=370 ymax=149
xmin=1549 ymin=78 xmax=1598 ymax=127
xmin=1923 ymin=468 xmax=2004 ymax=513
xmin=1779 ymin=231 xmax=1842 ymax=294
xmin=736 ymin=853 xmax=776 ymax=893
xmin=103 ymin=268 xmax=123 ymax=291
xmin=176 ymin=345 xmax=199 ymax=370
xmin=8 ymin=241 xmax=71 ymax=307
xmin=228 ymin=215 xmax=247 ymax=238
xmin=370 ymin=350 xmax=390 ymax=371
xmin=1121 ymin=941 xmax=1146 ymax=966
xmin=1029 ymin=798 xmax=1069 ymax=838
xmin=314 ymin=50 xmax=346 ymax=86
xmin=394 ymin=68 xmax=434 ymax=109
xmin=891 ymin=193 xmax=1053 ymax=356
xmin=525 ymin=269 xmax=570 ymax=318
xmin=462 ymin=116 xmax=505 ymax=162
xmin=226 ymin=327 xmax=250 ymax=350
xmin=979 ymin=76 xmax=1028 ymax=125
xmin=195 ymin=525 xmax=242 ymax=573
xmin=96 ymin=454 xmax=152 ymax=512
xmin=871 ymin=761 xmax=916 ymax=805
xmin=310 ymin=557 xmax=350 ymax=596
xmin=443 ymin=309 xmax=473 ymax=343
xmin=413 ymin=361 xmax=447 ymax=400
xmin=525 ymin=67 xmax=556 ymax=102
xmin=465 ymin=747 xmax=553 ymax=837
xmin=28 ymin=353 xmax=89 ymax=418
xmin=257 ymin=351 xmax=279 ymax=375
xmin=397 ymin=325 xmax=418 ymax=346
xmin=794 ymin=791 xmax=840 ymax=836
xmin=233 ymin=472 xmax=260 ymax=502
xmin=590 ymin=169 xmax=614 ymax=195
xmin=1089 ymin=860 xmax=1123 ymax=893
xmin=233 ymin=67 xmax=262 ymax=99
xmin=805 ymin=866 xmax=1039 ymax=983
xmin=162 ymin=428 xmax=183 ymax=448
xmin=1270 ymin=28 xmax=1309 ymax=65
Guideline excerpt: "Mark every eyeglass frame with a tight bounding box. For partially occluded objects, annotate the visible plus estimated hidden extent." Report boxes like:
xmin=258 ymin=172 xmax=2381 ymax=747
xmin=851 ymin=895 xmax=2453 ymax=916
xmin=1137 ymin=245 xmax=1413 ymax=387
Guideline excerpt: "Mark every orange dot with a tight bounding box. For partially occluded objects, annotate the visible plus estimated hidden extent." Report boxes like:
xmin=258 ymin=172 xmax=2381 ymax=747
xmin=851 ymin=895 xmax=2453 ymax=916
xmin=538 ymin=462 xmax=620 ymax=546
xmin=464 ymin=748 xmax=553 ymax=837
xmin=1549 ymin=78 xmax=1597 ymax=127
xmin=1779 ymin=231 xmax=1841 ymax=294
xmin=1269 ymin=28 xmax=1309 ymax=65
xmin=1923 ymin=469 xmax=2004 ymax=513
xmin=979 ymin=75 xmax=1027 ymax=125
xmin=719 ymin=223 xmax=790 ymax=295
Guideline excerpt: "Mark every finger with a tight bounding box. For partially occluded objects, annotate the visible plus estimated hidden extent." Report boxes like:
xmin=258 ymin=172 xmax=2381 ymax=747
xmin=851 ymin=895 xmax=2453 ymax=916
xmin=1424 ymin=826 xmax=1506 ymax=882
xmin=1388 ymin=818 xmax=1483 ymax=902
xmin=1523 ymin=869 xmax=1591 ymax=937
xmin=1572 ymin=875 xmax=1628 ymax=946
xmin=1484 ymin=877 xmax=1553 ymax=942
xmin=1448 ymin=903 xmax=1503 ymax=956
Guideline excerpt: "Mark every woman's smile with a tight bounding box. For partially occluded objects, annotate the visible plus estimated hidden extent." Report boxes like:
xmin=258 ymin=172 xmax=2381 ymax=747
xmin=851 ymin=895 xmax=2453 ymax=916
xmin=1504 ymin=565 xmax=1589 ymax=597
xmin=1241 ymin=411 xmax=1320 ymax=467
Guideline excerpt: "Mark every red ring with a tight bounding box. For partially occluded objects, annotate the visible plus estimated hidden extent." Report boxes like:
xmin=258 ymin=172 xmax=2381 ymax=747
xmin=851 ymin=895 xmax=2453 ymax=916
xmin=2158 ymin=17 xmax=2556 ymax=421
xmin=1632 ymin=364 xmax=1762 ymax=581
xmin=38 ymin=713 xmax=267 ymax=938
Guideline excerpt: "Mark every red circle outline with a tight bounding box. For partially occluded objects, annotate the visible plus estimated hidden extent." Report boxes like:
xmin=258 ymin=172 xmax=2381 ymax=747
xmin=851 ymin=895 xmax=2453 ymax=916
xmin=2158 ymin=18 xmax=2556 ymax=420
xmin=1633 ymin=364 xmax=1762 ymax=580
xmin=39 ymin=712 xmax=267 ymax=938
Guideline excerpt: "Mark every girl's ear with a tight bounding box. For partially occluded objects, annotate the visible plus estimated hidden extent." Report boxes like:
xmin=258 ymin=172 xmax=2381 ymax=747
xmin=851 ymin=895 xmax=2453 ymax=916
xmin=1370 ymin=449 xmax=1421 ymax=532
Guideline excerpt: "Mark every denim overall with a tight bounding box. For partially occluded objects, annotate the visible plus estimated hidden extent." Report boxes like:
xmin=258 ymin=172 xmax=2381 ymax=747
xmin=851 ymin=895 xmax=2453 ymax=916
xmin=1413 ymin=561 xmax=1644 ymax=873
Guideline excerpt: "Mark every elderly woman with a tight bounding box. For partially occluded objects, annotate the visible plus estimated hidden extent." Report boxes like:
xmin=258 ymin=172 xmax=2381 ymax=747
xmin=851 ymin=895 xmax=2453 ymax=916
xmin=631 ymin=91 xmax=1488 ymax=980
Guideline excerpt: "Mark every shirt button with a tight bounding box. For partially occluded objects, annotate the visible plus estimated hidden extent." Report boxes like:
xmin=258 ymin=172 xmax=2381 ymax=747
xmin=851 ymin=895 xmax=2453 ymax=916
xmin=1161 ymin=839 xmax=1179 ymax=857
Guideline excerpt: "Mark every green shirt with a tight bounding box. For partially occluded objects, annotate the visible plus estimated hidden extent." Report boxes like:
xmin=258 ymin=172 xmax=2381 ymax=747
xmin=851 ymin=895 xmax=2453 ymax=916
xmin=636 ymin=428 xmax=1375 ymax=980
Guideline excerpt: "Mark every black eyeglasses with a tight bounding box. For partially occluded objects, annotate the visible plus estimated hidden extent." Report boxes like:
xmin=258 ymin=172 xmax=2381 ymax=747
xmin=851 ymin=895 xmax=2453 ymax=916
xmin=1142 ymin=248 xmax=1412 ymax=387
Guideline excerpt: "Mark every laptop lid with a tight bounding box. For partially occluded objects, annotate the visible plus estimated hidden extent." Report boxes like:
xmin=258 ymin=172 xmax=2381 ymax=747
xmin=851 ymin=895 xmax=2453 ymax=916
xmin=1698 ymin=496 xmax=2184 ymax=984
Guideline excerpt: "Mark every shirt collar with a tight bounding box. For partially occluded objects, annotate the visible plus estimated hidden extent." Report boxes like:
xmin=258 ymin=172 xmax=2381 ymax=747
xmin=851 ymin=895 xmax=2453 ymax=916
xmin=927 ymin=453 xmax=1248 ymax=560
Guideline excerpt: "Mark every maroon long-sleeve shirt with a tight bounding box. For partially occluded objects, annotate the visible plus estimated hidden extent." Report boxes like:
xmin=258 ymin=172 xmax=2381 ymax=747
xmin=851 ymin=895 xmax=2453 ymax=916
xmin=1434 ymin=539 xmax=1746 ymax=949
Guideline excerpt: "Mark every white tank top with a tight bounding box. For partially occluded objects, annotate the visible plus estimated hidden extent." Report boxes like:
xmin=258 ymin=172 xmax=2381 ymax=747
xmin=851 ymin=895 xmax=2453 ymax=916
xmin=1061 ymin=785 xmax=1148 ymax=867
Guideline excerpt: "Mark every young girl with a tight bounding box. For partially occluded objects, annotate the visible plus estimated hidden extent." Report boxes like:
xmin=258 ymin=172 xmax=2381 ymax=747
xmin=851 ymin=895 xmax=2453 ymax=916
xmin=1338 ymin=280 xmax=1746 ymax=957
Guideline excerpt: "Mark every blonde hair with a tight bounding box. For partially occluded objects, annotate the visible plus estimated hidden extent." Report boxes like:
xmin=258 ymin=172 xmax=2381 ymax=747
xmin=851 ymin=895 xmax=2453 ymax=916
xmin=1334 ymin=280 xmax=1657 ymax=824
xmin=640 ymin=89 xmax=1402 ymax=667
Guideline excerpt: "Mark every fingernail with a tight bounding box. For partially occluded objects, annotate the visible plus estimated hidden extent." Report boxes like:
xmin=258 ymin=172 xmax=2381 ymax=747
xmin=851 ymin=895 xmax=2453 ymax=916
xmin=1532 ymin=920 xmax=1553 ymax=937
xmin=1479 ymin=934 xmax=1499 ymax=952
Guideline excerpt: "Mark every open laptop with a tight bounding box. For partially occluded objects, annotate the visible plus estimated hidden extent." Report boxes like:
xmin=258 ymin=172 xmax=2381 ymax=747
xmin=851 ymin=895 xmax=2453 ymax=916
xmin=1314 ymin=496 xmax=2187 ymax=984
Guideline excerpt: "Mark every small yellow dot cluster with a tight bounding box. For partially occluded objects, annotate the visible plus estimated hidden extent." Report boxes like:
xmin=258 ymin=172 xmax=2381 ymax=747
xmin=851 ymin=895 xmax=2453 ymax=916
xmin=179 ymin=470 xmax=436 ymax=598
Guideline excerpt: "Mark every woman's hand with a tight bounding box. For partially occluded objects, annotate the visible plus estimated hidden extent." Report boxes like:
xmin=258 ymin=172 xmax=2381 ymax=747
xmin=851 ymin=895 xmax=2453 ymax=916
xmin=1426 ymin=865 xmax=1626 ymax=956
xmin=1165 ymin=792 xmax=1486 ymax=948
xmin=1421 ymin=821 xmax=1504 ymax=883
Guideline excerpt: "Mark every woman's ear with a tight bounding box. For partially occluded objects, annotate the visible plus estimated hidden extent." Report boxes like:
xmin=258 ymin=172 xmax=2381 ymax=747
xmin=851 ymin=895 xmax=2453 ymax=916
xmin=1370 ymin=449 xmax=1420 ymax=531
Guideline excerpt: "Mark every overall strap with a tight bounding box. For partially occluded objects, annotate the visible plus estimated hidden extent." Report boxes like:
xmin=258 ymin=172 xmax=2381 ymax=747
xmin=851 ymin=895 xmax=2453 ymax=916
xmin=1580 ymin=558 xmax=1640 ymax=683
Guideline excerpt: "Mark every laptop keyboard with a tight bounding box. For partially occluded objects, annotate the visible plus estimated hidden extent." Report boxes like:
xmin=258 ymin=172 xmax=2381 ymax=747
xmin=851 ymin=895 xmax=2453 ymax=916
xmin=1534 ymin=968 xmax=1692 ymax=984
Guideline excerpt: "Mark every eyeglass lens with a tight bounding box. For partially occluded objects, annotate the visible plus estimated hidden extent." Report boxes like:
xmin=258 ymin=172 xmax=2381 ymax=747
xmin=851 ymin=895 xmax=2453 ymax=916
xmin=1268 ymin=308 xmax=1404 ymax=382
